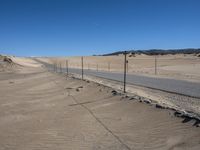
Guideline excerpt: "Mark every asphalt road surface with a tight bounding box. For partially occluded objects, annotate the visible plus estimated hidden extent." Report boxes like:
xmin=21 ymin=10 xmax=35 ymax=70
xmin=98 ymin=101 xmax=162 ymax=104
xmin=35 ymin=59 xmax=200 ymax=98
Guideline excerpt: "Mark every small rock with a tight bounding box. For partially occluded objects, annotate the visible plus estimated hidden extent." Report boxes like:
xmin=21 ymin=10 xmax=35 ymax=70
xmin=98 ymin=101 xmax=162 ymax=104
xmin=174 ymin=111 xmax=182 ymax=117
xmin=182 ymin=116 xmax=192 ymax=123
xmin=111 ymin=90 xmax=117 ymax=96
xmin=193 ymin=120 xmax=200 ymax=127
xmin=77 ymin=86 xmax=83 ymax=89
xmin=65 ymin=87 xmax=73 ymax=90
xmin=124 ymin=95 xmax=129 ymax=98
xmin=143 ymin=98 xmax=151 ymax=104
xmin=76 ymin=88 xmax=80 ymax=92
xmin=155 ymin=104 xmax=164 ymax=109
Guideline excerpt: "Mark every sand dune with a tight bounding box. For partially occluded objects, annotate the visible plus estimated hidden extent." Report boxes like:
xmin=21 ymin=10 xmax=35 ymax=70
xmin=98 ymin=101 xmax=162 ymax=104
xmin=0 ymin=63 xmax=199 ymax=149
xmin=11 ymin=57 xmax=42 ymax=67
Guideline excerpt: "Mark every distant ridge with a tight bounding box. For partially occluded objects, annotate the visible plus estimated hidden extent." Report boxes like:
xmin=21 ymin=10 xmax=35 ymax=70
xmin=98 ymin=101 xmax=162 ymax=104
xmin=102 ymin=48 xmax=200 ymax=56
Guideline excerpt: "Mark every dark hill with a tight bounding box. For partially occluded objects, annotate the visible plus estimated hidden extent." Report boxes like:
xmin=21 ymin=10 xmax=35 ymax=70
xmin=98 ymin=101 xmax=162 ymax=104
xmin=102 ymin=48 xmax=200 ymax=56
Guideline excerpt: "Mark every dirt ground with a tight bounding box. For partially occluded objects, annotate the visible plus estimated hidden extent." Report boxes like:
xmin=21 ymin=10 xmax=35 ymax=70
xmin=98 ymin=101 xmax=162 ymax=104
xmin=0 ymin=63 xmax=200 ymax=150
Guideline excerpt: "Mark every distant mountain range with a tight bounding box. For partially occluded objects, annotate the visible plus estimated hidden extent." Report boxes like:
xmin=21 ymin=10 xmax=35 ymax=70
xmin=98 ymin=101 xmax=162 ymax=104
xmin=102 ymin=48 xmax=200 ymax=56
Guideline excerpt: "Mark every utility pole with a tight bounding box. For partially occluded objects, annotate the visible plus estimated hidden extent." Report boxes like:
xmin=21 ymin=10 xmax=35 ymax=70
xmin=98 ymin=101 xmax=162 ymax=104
xmin=81 ymin=57 xmax=84 ymax=80
xmin=124 ymin=51 xmax=128 ymax=93
xmin=66 ymin=60 xmax=69 ymax=76
xmin=155 ymin=55 xmax=157 ymax=75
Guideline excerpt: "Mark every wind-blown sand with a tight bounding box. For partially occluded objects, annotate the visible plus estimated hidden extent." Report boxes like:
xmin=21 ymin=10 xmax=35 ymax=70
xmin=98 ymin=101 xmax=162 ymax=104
xmin=40 ymin=54 xmax=200 ymax=82
xmin=0 ymin=58 xmax=199 ymax=150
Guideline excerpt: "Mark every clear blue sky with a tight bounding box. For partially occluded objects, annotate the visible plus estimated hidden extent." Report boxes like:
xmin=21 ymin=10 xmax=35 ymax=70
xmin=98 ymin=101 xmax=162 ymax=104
xmin=0 ymin=0 xmax=200 ymax=56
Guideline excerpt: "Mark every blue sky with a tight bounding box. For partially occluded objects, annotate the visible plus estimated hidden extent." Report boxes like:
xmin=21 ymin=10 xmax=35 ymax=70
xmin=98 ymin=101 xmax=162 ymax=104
xmin=0 ymin=0 xmax=200 ymax=56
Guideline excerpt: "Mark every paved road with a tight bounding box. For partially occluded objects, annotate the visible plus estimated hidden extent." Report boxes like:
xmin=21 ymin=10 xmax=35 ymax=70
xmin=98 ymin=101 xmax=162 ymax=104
xmin=35 ymin=59 xmax=200 ymax=98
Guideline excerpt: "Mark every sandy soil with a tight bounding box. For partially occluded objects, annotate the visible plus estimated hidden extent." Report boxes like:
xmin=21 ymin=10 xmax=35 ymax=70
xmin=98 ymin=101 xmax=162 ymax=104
xmin=0 ymin=55 xmax=16 ymax=72
xmin=39 ymin=54 xmax=200 ymax=82
xmin=11 ymin=57 xmax=42 ymax=68
xmin=0 ymin=62 xmax=200 ymax=149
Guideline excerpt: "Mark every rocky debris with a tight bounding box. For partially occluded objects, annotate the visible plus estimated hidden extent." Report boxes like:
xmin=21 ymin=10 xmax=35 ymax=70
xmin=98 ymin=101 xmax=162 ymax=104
xmin=110 ymin=90 xmax=123 ymax=96
xmin=142 ymin=98 xmax=151 ymax=104
xmin=3 ymin=57 xmax=13 ymax=64
xmin=67 ymin=74 xmax=200 ymax=128
xmin=124 ymin=95 xmax=129 ymax=98
xmin=182 ymin=116 xmax=193 ymax=123
xmin=174 ymin=111 xmax=182 ymax=117
xmin=120 ymin=95 xmax=129 ymax=100
xmin=65 ymin=87 xmax=73 ymax=90
xmin=126 ymin=93 xmax=200 ymax=127
xmin=129 ymin=97 xmax=135 ymax=100
xmin=75 ymin=86 xmax=84 ymax=92
xmin=173 ymin=110 xmax=200 ymax=127
xmin=193 ymin=120 xmax=200 ymax=127
xmin=111 ymin=90 xmax=117 ymax=96
xmin=155 ymin=104 xmax=165 ymax=109
xmin=77 ymin=86 xmax=83 ymax=89
xmin=129 ymin=95 xmax=151 ymax=104
xmin=129 ymin=95 xmax=140 ymax=100
xmin=9 ymin=81 xmax=14 ymax=84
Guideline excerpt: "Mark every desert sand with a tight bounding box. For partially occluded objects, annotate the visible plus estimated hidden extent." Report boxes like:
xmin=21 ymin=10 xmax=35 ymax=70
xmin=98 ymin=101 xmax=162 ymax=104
xmin=0 ymin=56 xmax=200 ymax=150
xmin=38 ymin=53 xmax=200 ymax=82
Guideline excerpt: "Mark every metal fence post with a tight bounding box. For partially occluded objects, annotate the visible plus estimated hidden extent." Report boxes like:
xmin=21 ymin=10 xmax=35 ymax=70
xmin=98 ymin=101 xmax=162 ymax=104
xmin=55 ymin=63 xmax=57 ymax=73
xmin=81 ymin=57 xmax=84 ymax=80
xmin=124 ymin=51 xmax=127 ymax=93
xmin=108 ymin=62 xmax=110 ymax=72
xmin=66 ymin=60 xmax=69 ymax=76
xmin=127 ymin=61 xmax=128 ymax=73
xmin=60 ymin=62 xmax=62 ymax=73
xmin=155 ymin=55 xmax=157 ymax=75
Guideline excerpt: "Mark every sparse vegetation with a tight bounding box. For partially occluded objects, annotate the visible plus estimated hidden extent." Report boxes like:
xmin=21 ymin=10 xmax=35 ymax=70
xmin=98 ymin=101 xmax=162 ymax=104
xmin=103 ymin=48 xmax=200 ymax=56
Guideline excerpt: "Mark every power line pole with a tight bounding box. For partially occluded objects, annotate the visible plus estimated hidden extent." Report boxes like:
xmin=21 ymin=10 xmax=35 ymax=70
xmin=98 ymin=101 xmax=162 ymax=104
xmin=66 ymin=60 xmax=69 ymax=76
xmin=81 ymin=57 xmax=84 ymax=80
xmin=124 ymin=51 xmax=128 ymax=93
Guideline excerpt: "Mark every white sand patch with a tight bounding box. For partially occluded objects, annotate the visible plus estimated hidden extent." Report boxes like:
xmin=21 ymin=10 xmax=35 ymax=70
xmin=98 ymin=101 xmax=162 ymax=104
xmin=11 ymin=57 xmax=42 ymax=67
